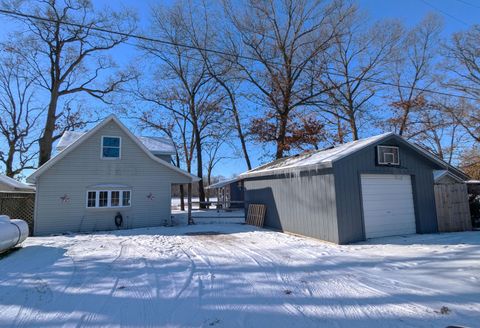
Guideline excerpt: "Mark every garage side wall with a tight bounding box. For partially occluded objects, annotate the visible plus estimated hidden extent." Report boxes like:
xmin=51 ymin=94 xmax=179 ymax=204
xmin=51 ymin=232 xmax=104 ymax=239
xmin=244 ymin=169 xmax=339 ymax=243
xmin=333 ymin=137 xmax=440 ymax=244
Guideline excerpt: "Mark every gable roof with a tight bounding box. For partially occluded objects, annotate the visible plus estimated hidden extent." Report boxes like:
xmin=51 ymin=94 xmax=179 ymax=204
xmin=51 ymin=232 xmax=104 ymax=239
xmin=240 ymin=132 xmax=469 ymax=179
xmin=205 ymin=177 xmax=241 ymax=189
xmin=56 ymin=131 xmax=176 ymax=155
xmin=27 ymin=115 xmax=199 ymax=183
xmin=0 ymin=174 xmax=35 ymax=191
xmin=433 ymin=170 xmax=465 ymax=183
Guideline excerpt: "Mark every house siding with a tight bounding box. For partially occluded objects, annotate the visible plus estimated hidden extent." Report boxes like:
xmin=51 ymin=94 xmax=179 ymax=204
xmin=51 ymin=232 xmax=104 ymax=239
xmin=34 ymin=121 xmax=190 ymax=236
xmin=244 ymin=168 xmax=339 ymax=243
xmin=333 ymin=136 xmax=441 ymax=244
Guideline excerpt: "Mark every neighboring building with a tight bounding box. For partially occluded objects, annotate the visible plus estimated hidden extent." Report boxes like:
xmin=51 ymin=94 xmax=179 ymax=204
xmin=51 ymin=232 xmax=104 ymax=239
xmin=206 ymin=177 xmax=244 ymax=209
xmin=240 ymin=132 xmax=469 ymax=244
xmin=27 ymin=115 xmax=198 ymax=236
xmin=0 ymin=175 xmax=35 ymax=192
xmin=433 ymin=170 xmax=465 ymax=184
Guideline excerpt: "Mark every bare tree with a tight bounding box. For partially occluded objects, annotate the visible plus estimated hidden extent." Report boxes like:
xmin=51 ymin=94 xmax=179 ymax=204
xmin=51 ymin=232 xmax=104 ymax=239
xmin=203 ymin=129 xmax=231 ymax=201
xmin=224 ymin=0 xmax=351 ymax=158
xmin=197 ymin=49 xmax=252 ymax=170
xmin=410 ymin=104 xmax=464 ymax=164
xmin=459 ymin=147 xmax=480 ymax=180
xmin=442 ymin=25 xmax=480 ymax=142
xmin=0 ymin=52 xmax=43 ymax=177
xmin=139 ymin=1 xmax=225 ymax=207
xmin=386 ymin=14 xmax=442 ymax=137
xmin=136 ymin=104 xmax=195 ymax=212
xmin=321 ymin=11 xmax=402 ymax=141
xmin=2 ymin=0 xmax=137 ymax=165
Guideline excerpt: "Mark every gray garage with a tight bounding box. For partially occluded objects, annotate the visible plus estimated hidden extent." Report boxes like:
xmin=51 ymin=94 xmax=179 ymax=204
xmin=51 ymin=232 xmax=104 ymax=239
xmin=240 ymin=133 xmax=469 ymax=244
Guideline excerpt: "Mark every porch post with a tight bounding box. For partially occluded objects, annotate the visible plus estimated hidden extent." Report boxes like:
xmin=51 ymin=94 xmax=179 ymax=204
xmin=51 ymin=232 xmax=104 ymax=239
xmin=187 ymin=183 xmax=194 ymax=225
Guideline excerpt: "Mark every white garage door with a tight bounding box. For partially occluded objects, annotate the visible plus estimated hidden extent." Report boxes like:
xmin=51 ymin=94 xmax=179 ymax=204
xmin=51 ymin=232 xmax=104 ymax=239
xmin=361 ymin=174 xmax=416 ymax=239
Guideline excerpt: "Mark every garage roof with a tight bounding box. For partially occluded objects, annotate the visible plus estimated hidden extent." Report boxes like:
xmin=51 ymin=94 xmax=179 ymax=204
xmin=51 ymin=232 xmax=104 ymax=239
xmin=240 ymin=133 xmax=468 ymax=179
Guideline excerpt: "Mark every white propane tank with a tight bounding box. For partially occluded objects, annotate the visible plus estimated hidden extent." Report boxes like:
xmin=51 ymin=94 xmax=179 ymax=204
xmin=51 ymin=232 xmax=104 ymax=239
xmin=0 ymin=215 xmax=29 ymax=254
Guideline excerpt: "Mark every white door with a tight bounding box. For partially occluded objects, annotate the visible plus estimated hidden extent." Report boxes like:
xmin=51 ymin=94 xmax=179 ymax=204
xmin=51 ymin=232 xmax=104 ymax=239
xmin=361 ymin=174 xmax=416 ymax=239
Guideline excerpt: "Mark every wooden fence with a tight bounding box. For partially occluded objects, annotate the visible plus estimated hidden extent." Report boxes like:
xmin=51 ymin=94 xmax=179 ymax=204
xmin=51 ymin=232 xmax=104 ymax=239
xmin=0 ymin=192 xmax=35 ymax=235
xmin=434 ymin=183 xmax=471 ymax=232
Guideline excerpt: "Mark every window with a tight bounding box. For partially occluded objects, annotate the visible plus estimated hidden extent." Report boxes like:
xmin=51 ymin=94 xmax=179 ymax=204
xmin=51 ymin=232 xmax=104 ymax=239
xmin=99 ymin=191 xmax=108 ymax=207
xmin=377 ymin=146 xmax=400 ymax=165
xmin=86 ymin=190 xmax=131 ymax=208
xmin=122 ymin=191 xmax=131 ymax=207
xmin=111 ymin=191 xmax=120 ymax=207
xmin=87 ymin=191 xmax=97 ymax=208
xmin=102 ymin=136 xmax=121 ymax=159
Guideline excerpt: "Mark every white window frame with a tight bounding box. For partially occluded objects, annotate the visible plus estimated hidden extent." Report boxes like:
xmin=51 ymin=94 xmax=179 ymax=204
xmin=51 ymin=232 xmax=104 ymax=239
xmin=86 ymin=190 xmax=132 ymax=209
xmin=377 ymin=145 xmax=400 ymax=166
xmin=101 ymin=136 xmax=122 ymax=160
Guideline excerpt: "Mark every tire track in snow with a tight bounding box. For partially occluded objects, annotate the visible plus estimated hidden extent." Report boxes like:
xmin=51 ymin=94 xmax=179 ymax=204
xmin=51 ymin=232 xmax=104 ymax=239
xmin=249 ymin=232 xmax=445 ymax=325
xmin=203 ymin=234 xmax=320 ymax=327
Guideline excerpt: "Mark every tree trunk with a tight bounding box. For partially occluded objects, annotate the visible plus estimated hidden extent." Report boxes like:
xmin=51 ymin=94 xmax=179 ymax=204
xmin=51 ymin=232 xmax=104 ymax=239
xmin=179 ymin=185 xmax=185 ymax=211
xmin=228 ymin=92 xmax=251 ymax=170
xmin=275 ymin=112 xmax=289 ymax=159
xmin=398 ymin=106 xmax=412 ymax=136
xmin=194 ymin=129 xmax=206 ymax=208
xmin=187 ymin=183 xmax=193 ymax=225
xmin=348 ymin=112 xmax=359 ymax=141
xmin=38 ymin=90 xmax=59 ymax=166
xmin=190 ymin=105 xmax=206 ymax=208
xmin=174 ymin=150 xmax=185 ymax=211
xmin=5 ymin=144 xmax=15 ymax=177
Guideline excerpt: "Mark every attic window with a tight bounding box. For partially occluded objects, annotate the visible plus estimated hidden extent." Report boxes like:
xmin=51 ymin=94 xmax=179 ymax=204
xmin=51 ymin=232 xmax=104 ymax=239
xmin=102 ymin=136 xmax=121 ymax=159
xmin=377 ymin=146 xmax=399 ymax=166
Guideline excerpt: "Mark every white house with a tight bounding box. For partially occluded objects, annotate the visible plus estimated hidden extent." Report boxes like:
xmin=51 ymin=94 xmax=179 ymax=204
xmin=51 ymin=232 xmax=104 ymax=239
xmin=27 ymin=115 xmax=199 ymax=235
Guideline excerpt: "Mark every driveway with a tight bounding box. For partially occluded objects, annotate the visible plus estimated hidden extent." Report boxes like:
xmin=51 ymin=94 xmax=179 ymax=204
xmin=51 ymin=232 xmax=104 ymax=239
xmin=0 ymin=224 xmax=479 ymax=327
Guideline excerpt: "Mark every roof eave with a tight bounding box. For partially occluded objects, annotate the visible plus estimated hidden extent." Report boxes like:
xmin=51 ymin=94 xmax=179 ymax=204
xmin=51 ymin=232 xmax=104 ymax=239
xmin=240 ymin=162 xmax=332 ymax=179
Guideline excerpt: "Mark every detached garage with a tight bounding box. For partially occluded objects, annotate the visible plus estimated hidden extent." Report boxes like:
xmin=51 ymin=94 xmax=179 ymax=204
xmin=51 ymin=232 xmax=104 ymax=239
xmin=241 ymin=133 xmax=469 ymax=244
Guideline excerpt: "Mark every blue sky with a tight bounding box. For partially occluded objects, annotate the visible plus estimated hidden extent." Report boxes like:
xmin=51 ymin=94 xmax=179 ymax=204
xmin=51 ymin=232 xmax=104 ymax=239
xmin=0 ymin=0 xmax=478 ymax=179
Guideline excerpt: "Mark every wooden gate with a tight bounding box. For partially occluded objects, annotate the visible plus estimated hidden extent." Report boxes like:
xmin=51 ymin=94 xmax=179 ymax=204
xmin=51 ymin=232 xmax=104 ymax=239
xmin=434 ymin=184 xmax=471 ymax=232
xmin=0 ymin=192 xmax=35 ymax=235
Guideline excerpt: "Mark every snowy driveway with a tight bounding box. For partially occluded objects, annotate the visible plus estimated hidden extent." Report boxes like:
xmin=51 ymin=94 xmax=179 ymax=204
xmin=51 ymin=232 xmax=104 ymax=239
xmin=0 ymin=224 xmax=479 ymax=328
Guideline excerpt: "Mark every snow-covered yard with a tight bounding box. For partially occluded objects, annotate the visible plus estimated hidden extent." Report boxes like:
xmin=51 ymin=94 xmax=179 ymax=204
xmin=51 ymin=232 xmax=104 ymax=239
xmin=0 ymin=224 xmax=479 ymax=328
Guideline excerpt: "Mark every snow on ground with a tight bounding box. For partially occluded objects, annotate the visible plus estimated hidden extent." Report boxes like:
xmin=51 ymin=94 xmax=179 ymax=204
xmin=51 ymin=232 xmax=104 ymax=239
xmin=0 ymin=224 xmax=479 ymax=327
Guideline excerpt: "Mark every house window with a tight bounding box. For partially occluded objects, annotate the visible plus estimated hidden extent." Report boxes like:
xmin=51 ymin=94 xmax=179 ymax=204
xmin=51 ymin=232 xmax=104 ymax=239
xmin=86 ymin=190 xmax=131 ymax=208
xmin=122 ymin=191 xmax=131 ymax=207
xmin=111 ymin=191 xmax=120 ymax=207
xmin=102 ymin=136 xmax=121 ymax=159
xmin=377 ymin=146 xmax=400 ymax=166
xmin=87 ymin=191 xmax=97 ymax=208
xmin=99 ymin=191 xmax=108 ymax=207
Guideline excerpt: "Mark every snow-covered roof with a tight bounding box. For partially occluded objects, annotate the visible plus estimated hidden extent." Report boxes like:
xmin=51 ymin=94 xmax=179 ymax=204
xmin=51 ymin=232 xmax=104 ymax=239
xmin=0 ymin=175 xmax=35 ymax=191
xmin=240 ymin=132 xmax=468 ymax=179
xmin=241 ymin=133 xmax=393 ymax=178
xmin=28 ymin=115 xmax=199 ymax=183
xmin=206 ymin=177 xmax=241 ymax=189
xmin=56 ymin=131 xmax=176 ymax=155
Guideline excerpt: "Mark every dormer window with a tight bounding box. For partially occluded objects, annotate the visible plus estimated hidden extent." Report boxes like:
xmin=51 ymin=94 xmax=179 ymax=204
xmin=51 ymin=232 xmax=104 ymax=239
xmin=377 ymin=145 xmax=399 ymax=166
xmin=102 ymin=136 xmax=121 ymax=159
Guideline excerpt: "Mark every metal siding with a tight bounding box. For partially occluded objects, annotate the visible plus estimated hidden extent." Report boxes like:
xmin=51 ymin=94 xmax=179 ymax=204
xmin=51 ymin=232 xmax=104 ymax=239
xmin=334 ymin=136 xmax=439 ymax=243
xmin=244 ymin=169 xmax=339 ymax=243
xmin=34 ymin=120 xmax=189 ymax=235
